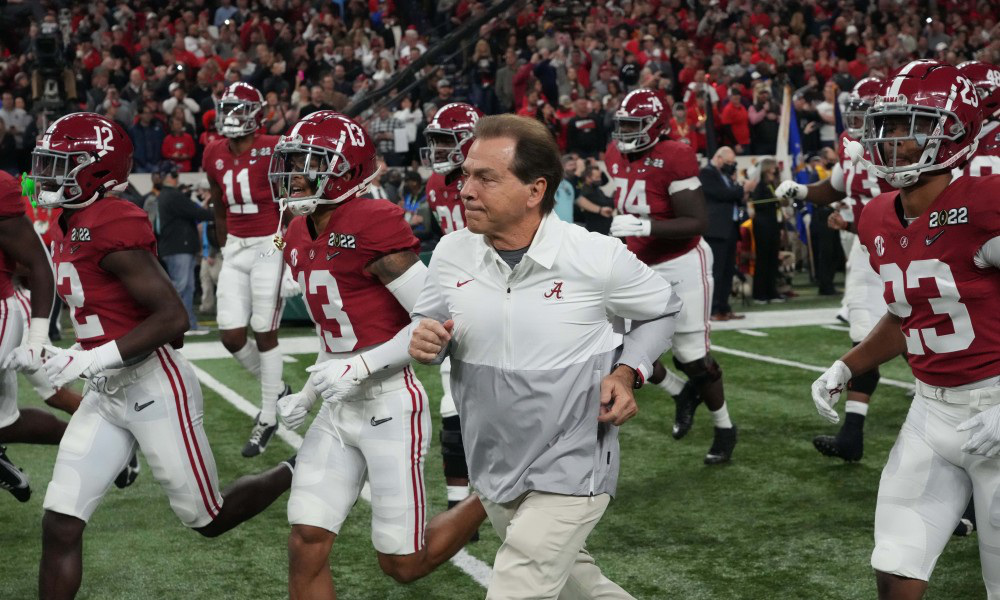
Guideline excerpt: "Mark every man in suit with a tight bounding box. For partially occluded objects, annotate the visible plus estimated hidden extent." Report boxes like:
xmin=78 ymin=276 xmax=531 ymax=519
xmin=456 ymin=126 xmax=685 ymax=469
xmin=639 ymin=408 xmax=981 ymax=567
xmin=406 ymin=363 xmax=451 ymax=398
xmin=699 ymin=147 xmax=755 ymax=320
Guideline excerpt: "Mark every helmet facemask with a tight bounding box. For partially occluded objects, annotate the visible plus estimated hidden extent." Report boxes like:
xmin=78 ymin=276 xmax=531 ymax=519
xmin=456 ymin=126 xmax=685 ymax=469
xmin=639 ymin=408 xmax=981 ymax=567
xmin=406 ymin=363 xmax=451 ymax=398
xmin=843 ymin=97 xmax=872 ymax=140
xmin=216 ymin=99 xmax=261 ymax=138
xmin=420 ymin=129 xmax=469 ymax=174
xmin=612 ymin=115 xmax=656 ymax=153
xmin=862 ymin=100 xmax=975 ymax=188
xmin=31 ymin=148 xmax=98 ymax=208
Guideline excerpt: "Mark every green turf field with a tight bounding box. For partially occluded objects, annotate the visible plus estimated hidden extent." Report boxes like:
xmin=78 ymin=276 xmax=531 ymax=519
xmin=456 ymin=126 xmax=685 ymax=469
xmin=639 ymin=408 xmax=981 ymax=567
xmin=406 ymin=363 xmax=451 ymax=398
xmin=0 ymin=323 xmax=984 ymax=599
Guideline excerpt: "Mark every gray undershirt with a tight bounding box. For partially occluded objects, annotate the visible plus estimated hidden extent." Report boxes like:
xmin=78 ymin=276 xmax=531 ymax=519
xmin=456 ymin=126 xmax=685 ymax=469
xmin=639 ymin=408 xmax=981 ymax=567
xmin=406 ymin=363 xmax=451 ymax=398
xmin=496 ymin=246 xmax=530 ymax=269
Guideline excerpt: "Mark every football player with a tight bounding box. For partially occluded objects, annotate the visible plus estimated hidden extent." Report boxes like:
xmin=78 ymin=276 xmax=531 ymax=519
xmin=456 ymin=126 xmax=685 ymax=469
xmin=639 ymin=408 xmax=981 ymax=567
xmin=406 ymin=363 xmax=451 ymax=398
xmin=812 ymin=60 xmax=1000 ymax=598
xmin=269 ymin=111 xmax=485 ymax=599
xmin=31 ymin=113 xmax=293 ymax=599
xmin=203 ymin=82 xmax=290 ymax=458
xmin=420 ymin=102 xmax=480 ymax=520
xmin=955 ymin=60 xmax=1000 ymax=178
xmin=775 ymin=77 xmax=896 ymax=462
xmin=0 ymin=171 xmax=138 ymax=502
xmin=606 ymin=88 xmax=737 ymax=464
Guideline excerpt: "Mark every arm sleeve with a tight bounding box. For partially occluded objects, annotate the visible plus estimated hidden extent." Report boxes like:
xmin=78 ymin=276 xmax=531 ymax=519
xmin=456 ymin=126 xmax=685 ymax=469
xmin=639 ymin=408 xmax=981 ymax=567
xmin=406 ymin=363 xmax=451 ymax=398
xmin=359 ymin=320 xmax=418 ymax=374
xmin=411 ymin=250 xmax=450 ymax=323
xmin=385 ymin=260 xmax=427 ymax=313
xmin=829 ymin=162 xmax=846 ymax=193
xmin=616 ymin=315 xmax=678 ymax=382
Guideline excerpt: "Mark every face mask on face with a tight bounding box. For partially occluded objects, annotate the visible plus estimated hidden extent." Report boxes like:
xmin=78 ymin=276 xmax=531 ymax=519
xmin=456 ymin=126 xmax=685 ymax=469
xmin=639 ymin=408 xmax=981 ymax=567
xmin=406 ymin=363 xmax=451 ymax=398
xmin=721 ymin=162 xmax=736 ymax=176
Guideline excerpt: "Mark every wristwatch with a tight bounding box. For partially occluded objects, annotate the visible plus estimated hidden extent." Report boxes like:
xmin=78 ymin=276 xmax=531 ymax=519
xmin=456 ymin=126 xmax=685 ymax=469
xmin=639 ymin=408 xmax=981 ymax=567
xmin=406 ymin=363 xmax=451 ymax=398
xmin=611 ymin=363 xmax=643 ymax=389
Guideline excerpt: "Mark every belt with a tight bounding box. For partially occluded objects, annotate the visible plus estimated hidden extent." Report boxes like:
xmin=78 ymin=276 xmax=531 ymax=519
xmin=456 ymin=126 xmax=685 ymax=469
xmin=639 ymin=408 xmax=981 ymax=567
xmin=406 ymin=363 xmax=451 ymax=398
xmin=915 ymin=379 xmax=1000 ymax=406
xmin=87 ymin=351 xmax=160 ymax=395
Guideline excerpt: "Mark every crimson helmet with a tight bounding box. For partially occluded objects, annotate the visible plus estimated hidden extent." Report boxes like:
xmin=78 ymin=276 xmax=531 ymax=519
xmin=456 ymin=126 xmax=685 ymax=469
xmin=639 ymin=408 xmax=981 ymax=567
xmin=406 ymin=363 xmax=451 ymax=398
xmin=420 ymin=102 xmax=482 ymax=174
xmin=612 ymin=88 xmax=669 ymax=153
xmin=31 ymin=112 xmax=133 ymax=209
xmin=216 ymin=82 xmax=264 ymax=138
xmin=957 ymin=60 xmax=1000 ymax=120
xmin=861 ymin=60 xmax=982 ymax=188
xmin=844 ymin=77 xmax=881 ymax=140
xmin=269 ymin=111 xmax=379 ymax=215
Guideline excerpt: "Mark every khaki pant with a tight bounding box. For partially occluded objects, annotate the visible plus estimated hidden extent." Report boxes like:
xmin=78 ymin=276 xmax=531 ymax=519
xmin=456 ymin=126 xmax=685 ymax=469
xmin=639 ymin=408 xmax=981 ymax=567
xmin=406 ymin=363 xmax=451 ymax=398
xmin=482 ymin=491 xmax=634 ymax=600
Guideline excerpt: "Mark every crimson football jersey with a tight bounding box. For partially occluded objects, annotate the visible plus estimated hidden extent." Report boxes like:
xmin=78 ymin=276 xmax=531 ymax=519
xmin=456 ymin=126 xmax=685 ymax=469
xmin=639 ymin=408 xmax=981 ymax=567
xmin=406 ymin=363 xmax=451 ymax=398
xmin=53 ymin=199 xmax=157 ymax=350
xmin=282 ymin=198 xmax=420 ymax=354
xmin=858 ymin=175 xmax=1000 ymax=386
xmin=0 ymin=170 xmax=25 ymax=299
xmin=426 ymin=171 xmax=466 ymax=234
xmin=956 ymin=121 xmax=1000 ymax=178
xmin=838 ymin=131 xmax=895 ymax=224
xmin=604 ymin=139 xmax=701 ymax=265
xmin=202 ymin=133 xmax=281 ymax=238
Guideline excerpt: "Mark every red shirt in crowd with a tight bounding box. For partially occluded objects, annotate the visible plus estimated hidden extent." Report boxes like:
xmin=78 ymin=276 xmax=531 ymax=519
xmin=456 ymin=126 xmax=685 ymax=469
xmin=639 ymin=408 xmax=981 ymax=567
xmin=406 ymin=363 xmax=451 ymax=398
xmin=162 ymin=132 xmax=196 ymax=172
xmin=720 ymin=100 xmax=751 ymax=146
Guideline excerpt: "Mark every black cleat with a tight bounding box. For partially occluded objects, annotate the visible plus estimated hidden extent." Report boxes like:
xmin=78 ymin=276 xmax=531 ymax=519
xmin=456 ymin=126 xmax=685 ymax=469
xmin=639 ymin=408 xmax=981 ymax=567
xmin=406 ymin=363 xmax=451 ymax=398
xmin=242 ymin=412 xmax=279 ymax=457
xmin=448 ymin=499 xmax=480 ymax=542
xmin=671 ymin=382 xmax=701 ymax=440
xmin=0 ymin=446 xmax=31 ymax=502
xmin=704 ymin=426 xmax=737 ymax=465
xmin=114 ymin=451 xmax=141 ymax=489
xmin=813 ymin=433 xmax=864 ymax=462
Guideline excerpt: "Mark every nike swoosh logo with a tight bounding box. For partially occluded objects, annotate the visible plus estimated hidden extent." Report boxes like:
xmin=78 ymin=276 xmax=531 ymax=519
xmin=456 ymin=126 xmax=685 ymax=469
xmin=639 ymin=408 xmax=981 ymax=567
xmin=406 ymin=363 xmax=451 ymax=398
xmin=925 ymin=230 xmax=945 ymax=246
xmin=134 ymin=400 xmax=154 ymax=412
xmin=457 ymin=279 xmax=474 ymax=287
xmin=370 ymin=416 xmax=392 ymax=426
xmin=326 ymin=251 xmax=341 ymax=260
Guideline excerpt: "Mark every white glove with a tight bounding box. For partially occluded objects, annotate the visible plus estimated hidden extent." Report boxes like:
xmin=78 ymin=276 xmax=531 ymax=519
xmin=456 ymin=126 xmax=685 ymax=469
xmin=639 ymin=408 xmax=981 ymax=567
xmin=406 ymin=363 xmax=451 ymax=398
xmin=280 ymin=269 xmax=301 ymax=298
xmin=811 ymin=360 xmax=852 ymax=424
xmin=277 ymin=385 xmax=319 ymax=430
xmin=1 ymin=317 xmax=50 ymax=373
xmin=609 ymin=214 xmax=652 ymax=238
xmin=42 ymin=341 xmax=123 ymax=389
xmin=775 ymin=180 xmax=808 ymax=201
xmin=958 ymin=405 xmax=1000 ymax=457
xmin=306 ymin=355 xmax=371 ymax=403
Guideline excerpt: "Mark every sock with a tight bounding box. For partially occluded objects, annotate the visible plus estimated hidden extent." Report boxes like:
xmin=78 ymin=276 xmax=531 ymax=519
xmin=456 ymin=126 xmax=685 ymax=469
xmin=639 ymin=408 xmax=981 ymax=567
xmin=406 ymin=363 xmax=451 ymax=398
xmin=845 ymin=400 xmax=869 ymax=417
xmin=843 ymin=401 xmax=868 ymax=434
xmin=446 ymin=485 xmax=471 ymax=506
xmin=258 ymin=346 xmax=284 ymax=424
xmin=656 ymin=369 xmax=686 ymax=396
xmin=233 ymin=339 xmax=262 ymax=379
xmin=709 ymin=402 xmax=733 ymax=429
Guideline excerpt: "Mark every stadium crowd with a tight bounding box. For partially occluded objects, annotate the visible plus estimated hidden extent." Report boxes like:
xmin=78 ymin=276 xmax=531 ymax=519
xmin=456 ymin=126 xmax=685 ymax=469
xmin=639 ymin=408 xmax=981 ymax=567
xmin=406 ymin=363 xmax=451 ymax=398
xmin=1 ymin=0 xmax=999 ymax=306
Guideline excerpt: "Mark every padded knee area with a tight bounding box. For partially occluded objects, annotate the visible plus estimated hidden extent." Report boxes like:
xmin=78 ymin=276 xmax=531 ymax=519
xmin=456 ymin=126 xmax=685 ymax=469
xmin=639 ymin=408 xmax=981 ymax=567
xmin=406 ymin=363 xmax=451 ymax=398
xmin=440 ymin=416 xmax=469 ymax=479
xmin=676 ymin=355 xmax=722 ymax=387
xmin=849 ymin=368 xmax=881 ymax=396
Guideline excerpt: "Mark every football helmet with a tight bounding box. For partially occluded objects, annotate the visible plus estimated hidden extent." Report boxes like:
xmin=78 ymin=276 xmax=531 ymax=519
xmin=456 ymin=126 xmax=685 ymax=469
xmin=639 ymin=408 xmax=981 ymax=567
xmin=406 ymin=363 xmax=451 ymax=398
xmin=31 ymin=112 xmax=133 ymax=209
xmin=420 ymin=102 xmax=482 ymax=174
xmin=215 ymin=82 xmax=264 ymax=138
xmin=958 ymin=60 xmax=1000 ymax=120
xmin=269 ymin=111 xmax=379 ymax=216
xmin=612 ymin=88 xmax=669 ymax=153
xmin=861 ymin=60 xmax=982 ymax=188
xmin=843 ymin=77 xmax=881 ymax=140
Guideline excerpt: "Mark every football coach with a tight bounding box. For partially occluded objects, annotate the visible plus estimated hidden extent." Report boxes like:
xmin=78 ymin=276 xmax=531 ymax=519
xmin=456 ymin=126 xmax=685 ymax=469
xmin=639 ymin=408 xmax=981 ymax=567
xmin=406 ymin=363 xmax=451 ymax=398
xmin=408 ymin=114 xmax=681 ymax=599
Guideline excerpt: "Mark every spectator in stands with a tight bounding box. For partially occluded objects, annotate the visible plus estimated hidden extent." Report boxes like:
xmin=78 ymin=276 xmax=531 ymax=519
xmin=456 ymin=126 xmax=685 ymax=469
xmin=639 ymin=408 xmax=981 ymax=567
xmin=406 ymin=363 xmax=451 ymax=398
xmin=369 ymin=104 xmax=403 ymax=167
xmin=816 ymin=80 xmax=840 ymax=149
xmin=393 ymin=96 xmax=422 ymax=166
xmin=494 ymin=48 xmax=518 ymax=114
xmin=129 ymin=104 xmax=166 ymax=174
xmin=163 ymin=82 xmax=200 ymax=129
xmin=565 ymin=99 xmax=605 ymax=160
xmin=554 ymin=154 xmax=580 ymax=224
xmin=434 ymin=78 xmax=458 ymax=106
xmin=749 ymin=84 xmax=780 ymax=155
xmin=298 ymin=86 xmax=333 ymax=119
xmin=721 ymin=87 xmax=751 ymax=154
xmin=162 ymin=117 xmax=196 ymax=173
xmin=468 ymin=39 xmax=498 ymax=114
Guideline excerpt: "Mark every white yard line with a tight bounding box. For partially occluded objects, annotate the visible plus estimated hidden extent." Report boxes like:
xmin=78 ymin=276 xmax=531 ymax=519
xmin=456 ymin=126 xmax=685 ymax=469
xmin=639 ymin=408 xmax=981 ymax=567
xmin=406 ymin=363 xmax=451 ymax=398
xmin=735 ymin=329 xmax=768 ymax=337
xmin=187 ymin=363 xmax=493 ymax=588
xmin=710 ymin=345 xmax=914 ymax=390
xmin=822 ymin=325 xmax=851 ymax=332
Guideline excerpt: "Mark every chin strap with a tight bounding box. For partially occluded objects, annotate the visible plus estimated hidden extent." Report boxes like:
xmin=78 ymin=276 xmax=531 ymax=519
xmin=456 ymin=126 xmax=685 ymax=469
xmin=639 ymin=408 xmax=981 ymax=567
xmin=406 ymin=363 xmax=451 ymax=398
xmin=267 ymin=199 xmax=289 ymax=256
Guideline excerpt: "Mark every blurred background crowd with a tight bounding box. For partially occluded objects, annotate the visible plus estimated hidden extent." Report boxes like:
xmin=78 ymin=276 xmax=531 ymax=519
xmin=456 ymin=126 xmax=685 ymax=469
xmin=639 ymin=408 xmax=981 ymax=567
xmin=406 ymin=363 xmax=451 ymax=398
xmin=1 ymin=0 xmax=998 ymax=316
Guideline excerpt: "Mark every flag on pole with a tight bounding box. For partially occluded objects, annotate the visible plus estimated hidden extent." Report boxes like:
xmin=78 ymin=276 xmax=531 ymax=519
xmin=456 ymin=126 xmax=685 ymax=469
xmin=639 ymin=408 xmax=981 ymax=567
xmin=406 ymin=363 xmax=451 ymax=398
xmin=834 ymin=96 xmax=845 ymax=136
xmin=789 ymin=99 xmax=810 ymax=184
xmin=775 ymin=85 xmax=792 ymax=179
